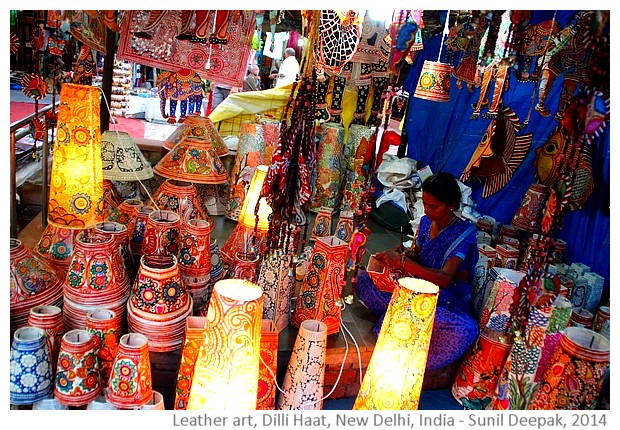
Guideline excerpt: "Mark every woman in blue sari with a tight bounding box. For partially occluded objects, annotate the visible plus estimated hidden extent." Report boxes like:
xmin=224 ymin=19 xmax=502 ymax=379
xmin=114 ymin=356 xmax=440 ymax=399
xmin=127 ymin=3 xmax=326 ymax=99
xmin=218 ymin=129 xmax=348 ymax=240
xmin=357 ymin=172 xmax=479 ymax=370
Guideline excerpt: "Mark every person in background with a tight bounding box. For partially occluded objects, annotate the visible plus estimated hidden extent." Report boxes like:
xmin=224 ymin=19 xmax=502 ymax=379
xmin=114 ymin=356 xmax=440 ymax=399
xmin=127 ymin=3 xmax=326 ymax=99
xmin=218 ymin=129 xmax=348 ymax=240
xmin=269 ymin=47 xmax=299 ymax=88
xmin=243 ymin=64 xmax=260 ymax=92
xmin=210 ymin=83 xmax=233 ymax=111
xmin=356 ymin=172 xmax=479 ymax=371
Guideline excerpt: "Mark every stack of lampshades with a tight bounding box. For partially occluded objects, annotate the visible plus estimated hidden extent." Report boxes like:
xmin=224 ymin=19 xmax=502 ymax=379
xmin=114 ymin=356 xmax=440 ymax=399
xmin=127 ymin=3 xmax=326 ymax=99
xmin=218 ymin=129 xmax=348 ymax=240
xmin=10 ymin=239 xmax=64 ymax=340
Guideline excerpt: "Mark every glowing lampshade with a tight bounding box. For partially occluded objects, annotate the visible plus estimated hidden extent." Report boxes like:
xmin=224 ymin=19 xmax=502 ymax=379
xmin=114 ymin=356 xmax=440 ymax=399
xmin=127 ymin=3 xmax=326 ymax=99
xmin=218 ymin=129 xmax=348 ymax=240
xmin=354 ymin=277 xmax=439 ymax=410
xmin=153 ymin=137 xmax=229 ymax=184
xmin=48 ymin=83 xmax=103 ymax=228
xmin=100 ymin=130 xmax=154 ymax=181
xmin=414 ymin=60 xmax=452 ymax=102
xmin=187 ymin=279 xmax=263 ymax=410
xmin=220 ymin=165 xmax=272 ymax=266
xmin=238 ymin=165 xmax=272 ymax=231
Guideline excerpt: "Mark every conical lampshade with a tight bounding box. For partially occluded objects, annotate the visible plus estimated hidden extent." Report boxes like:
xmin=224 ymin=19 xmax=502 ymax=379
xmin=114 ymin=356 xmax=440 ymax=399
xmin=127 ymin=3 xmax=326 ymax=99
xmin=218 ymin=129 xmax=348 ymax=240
xmin=153 ymin=137 xmax=229 ymax=184
xmin=48 ymin=83 xmax=104 ymax=228
xmin=414 ymin=60 xmax=452 ymax=102
xmin=162 ymin=116 xmax=229 ymax=156
xmin=101 ymin=130 xmax=154 ymax=181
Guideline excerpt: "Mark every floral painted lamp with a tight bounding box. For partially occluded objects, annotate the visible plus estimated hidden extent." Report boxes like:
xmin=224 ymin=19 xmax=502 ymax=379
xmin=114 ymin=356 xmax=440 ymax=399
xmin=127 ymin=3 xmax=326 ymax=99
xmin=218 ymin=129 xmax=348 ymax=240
xmin=187 ymin=279 xmax=263 ymax=410
xmin=47 ymin=83 xmax=104 ymax=229
xmin=354 ymin=278 xmax=439 ymax=410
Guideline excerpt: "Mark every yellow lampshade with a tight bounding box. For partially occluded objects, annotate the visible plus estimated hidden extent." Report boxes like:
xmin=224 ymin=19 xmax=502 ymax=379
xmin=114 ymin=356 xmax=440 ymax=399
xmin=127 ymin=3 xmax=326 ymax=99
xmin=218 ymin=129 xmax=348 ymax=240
xmin=354 ymin=277 xmax=439 ymax=410
xmin=239 ymin=165 xmax=272 ymax=231
xmin=187 ymin=279 xmax=263 ymax=410
xmin=48 ymin=83 xmax=103 ymax=228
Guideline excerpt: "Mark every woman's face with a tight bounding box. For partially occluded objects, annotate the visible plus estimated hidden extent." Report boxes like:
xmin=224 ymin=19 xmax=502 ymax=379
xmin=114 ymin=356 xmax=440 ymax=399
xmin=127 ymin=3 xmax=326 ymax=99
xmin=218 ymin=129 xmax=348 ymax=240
xmin=422 ymin=191 xmax=453 ymax=221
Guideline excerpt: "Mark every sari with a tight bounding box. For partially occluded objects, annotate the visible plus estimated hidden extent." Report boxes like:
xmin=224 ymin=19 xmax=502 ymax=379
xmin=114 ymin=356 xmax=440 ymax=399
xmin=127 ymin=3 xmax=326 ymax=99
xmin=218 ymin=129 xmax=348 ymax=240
xmin=356 ymin=215 xmax=479 ymax=370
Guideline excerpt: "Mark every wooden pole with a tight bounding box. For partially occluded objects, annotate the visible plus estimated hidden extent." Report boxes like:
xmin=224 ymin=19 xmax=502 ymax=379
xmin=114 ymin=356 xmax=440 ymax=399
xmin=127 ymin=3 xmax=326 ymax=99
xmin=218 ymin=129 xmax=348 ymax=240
xmin=100 ymin=22 xmax=117 ymax=131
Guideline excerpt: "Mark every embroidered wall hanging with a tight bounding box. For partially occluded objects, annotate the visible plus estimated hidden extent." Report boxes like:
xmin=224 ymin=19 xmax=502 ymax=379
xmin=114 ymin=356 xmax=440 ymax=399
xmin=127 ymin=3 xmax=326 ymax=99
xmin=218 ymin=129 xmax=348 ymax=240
xmin=117 ymin=10 xmax=256 ymax=87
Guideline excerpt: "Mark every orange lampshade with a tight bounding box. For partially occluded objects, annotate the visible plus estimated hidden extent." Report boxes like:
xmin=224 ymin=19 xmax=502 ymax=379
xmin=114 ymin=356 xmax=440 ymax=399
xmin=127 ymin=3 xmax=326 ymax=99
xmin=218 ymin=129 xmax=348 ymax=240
xmin=162 ymin=116 xmax=229 ymax=156
xmin=354 ymin=277 xmax=439 ymax=410
xmin=153 ymin=137 xmax=229 ymax=184
xmin=414 ymin=60 xmax=452 ymax=102
xmin=239 ymin=165 xmax=272 ymax=231
xmin=187 ymin=279 xmax=263 ymax=410
xmin=48 ymin=83 xmax=104 ymax=228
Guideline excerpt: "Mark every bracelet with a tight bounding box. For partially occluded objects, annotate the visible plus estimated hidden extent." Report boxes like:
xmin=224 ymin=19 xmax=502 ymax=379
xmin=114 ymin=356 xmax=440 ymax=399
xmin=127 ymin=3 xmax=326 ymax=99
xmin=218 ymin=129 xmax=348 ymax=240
xmin=400 ymin=253 xmax=406 ymax=269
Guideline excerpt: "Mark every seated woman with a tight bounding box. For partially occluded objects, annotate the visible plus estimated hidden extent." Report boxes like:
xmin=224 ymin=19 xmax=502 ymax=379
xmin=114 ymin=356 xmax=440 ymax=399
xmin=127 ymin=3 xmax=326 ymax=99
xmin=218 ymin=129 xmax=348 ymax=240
xmin=356 ymin=172 xmax=479 ymax=370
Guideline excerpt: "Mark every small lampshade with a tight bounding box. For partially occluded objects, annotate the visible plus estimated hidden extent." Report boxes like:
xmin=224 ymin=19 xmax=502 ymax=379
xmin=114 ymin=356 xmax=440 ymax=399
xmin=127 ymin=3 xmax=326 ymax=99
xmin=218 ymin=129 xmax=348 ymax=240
xmin=238 ymin=165 xmax=272 ymax=231
xmin=162 ymin=116 xmax=229 ymax=156
xmin=48 ymin=83 xmax=104 ymax=228
xmin=354 ymin=277 xmax=439 ymax=410
xmin=101 ymin=130 xmax=154 ymax=181
xmin=414 ymin=60 xmax=452 ymax=102
xmin=188 ymin=279 xmax=263 ymax=410
xmin=153 ymin=137 xmax=229 ymax=184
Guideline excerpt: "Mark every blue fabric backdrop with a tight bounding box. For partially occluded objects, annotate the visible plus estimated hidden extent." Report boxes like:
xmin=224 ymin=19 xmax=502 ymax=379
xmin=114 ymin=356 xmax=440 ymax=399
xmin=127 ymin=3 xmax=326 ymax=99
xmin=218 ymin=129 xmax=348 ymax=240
xmin=401 ymin=11 xmax=610 ymax=297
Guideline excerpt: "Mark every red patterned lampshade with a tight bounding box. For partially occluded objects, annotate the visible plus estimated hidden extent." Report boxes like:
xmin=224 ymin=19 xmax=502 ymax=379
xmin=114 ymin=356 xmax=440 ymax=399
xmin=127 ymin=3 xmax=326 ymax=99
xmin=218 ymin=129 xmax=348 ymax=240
xmin=414 ymin=60 xmax=452 ymax=102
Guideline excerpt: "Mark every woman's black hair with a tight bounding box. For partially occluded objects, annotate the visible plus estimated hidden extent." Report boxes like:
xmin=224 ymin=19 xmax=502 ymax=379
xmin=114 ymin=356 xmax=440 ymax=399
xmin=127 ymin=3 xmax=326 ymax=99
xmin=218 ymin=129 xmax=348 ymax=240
xmin=422 ymin=172 xmax=462 ymax=209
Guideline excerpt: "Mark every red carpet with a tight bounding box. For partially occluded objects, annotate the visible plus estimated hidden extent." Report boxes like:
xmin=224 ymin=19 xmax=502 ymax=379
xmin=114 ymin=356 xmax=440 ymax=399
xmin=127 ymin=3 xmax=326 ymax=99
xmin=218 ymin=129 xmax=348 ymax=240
xmin=11 ymin=101 xmax=147 ymax=139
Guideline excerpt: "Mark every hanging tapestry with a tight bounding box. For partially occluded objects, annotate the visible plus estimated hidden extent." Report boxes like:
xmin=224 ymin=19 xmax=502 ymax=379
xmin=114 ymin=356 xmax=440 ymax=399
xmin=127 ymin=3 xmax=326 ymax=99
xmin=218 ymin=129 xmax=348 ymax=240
xmin=117 ymin=10 xmax=256 ymax=87
xmin=460 ymin=106 xmax=533 ymax=198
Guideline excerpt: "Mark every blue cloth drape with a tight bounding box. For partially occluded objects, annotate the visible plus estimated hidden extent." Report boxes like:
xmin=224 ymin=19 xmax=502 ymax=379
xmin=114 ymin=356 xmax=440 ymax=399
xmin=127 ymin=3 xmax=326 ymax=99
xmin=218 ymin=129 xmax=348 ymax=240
xmin=401 ymin=11 xmax=610 ymax=297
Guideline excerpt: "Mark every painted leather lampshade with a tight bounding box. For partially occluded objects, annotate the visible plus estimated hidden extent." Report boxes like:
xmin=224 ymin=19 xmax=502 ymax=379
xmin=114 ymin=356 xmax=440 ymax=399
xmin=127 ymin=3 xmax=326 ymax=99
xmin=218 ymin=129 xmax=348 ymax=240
xmin=10 ymin=326 xmax=54 ymax=405
xmin=276 ymin=319 xmax=327 ymax=410
xmin=85 ymin=308 xmax=120 ymax=387
xmin=178 ymin=218 xmax=213 ymax=313
xmin=93 ymin=221 xmax=136 ymax=280
xmin=529 ymin=327 xmax=610 ymax=410
xmin=100 ymin=130 xmax=154 ymax=181
xmin=257 ymin=250 xmax=296 ymax=333
xmin=257 ymin=319 xmax=278 ymax=410
xmin=310 ymin=122 xmax=345 ymax=211
xmin=106 ymin=332 xmax=153 ymax=409
xmin=54 ymin=329 xmax=101 ymax=406
xmin=127 ymin=204 xmax=154 ymax=257
xmin=188 ymin=279 xmax=264 ymax=410
xmin=27 ymin=305 xmax=64 ymax=376
xmin=414 ymin=60 xmax=452 ymax=102
xmin=34 ymin=223 xmax=80 ymax=276
xmin=61 ymin=231 xmax=130 ymax=331
xmin=107 ymin=197 xmax=142 ymax=226
xmin=153 ymin=136 xmax=229 ymax=184
xmin=152 ymin=179 xmax=210 ymax=223
xmin=309 ymin=206 xmax=333 ymax=241
xmin=511 ymin=183 xmax=549 ymax=232
xmin=174 ymin=316 xmax=206 ymax=410
xmin=226 ymin=121 xmax=278 ymax=221
xmin=220 ymin=165 xmax=271 ymax=266
xmin=354 ymin=278 xmax=439 ymax=410
xmin=10 ymin=239 xmax=64 ymax=339
xmin=291 ymin=236 xmax=349 ymax=335
xmin=47 ymin=83 xmax=103 ymax=229
xmin=141 ymin=209 xmax=181 ymax=257
xmin=162 ymin=115 xmax=229 ymax=156
xmin=127 ymin=254 xmax=193 ymax=352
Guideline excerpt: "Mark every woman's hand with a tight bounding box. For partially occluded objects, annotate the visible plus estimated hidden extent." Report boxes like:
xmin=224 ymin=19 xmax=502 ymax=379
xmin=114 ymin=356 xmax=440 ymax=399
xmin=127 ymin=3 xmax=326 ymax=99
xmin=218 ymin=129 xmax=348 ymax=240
xmin=374 ymin=250 xmax=402 ymax=269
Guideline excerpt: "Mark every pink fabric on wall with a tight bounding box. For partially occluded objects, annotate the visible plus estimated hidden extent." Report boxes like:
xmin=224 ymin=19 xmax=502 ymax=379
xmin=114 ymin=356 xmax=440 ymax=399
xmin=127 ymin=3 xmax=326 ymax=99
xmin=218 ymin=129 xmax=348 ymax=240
xmin=117 ymin=10 xmax=256 ymax=87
